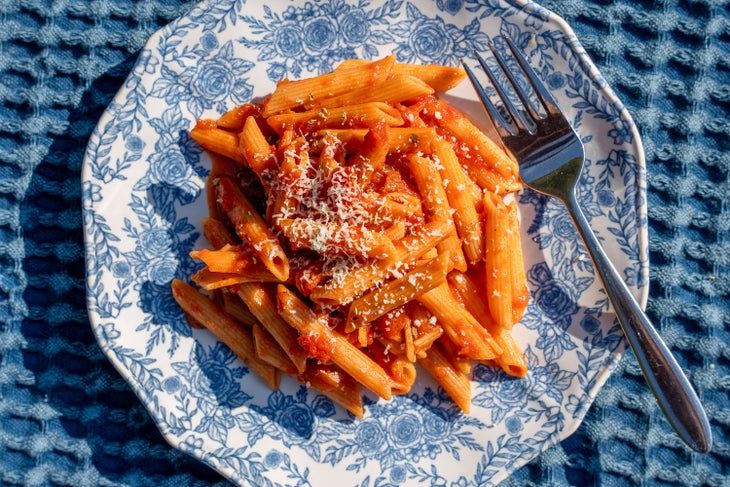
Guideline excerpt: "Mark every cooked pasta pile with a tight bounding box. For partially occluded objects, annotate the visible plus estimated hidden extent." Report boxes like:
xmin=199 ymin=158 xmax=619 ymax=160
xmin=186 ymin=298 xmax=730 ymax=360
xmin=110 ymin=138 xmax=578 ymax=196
xmin=171 ymin=55 xmax=529 ymax=417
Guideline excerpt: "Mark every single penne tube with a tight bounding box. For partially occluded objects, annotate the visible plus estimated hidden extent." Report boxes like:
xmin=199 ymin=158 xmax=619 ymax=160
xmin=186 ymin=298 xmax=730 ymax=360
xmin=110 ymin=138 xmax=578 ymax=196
xmin=299 ymin=362 xmax=364 ymax=418
xmin=418 ymin=341 xmax=471 ymax=413
xmin=468 ymin=165 xmax=517 ymax=196
xmin=191 ymin=267 xmax=279 ymax=290
xmin=236 ymin=283 xmax=308 ymax=374
xmin=170 ymin=279 xmax=280 ymax=390
xmin=433 ymin=139 xmax=484 ymax=265
xmin=446 ymin=270 xmax=497 ymax=330
xmin=417 ymin=283 xmax=501 ymax=361
xmin=483 ymin=192 xmax=514 ymax=329
xmin=266 ymin=102 xmax=405 ymax=135
xmin=309 ymin=258 xmax=395 ymax=307
xmin=333 ymin=58 xmax=368 ymax=70
xmin=190 ymin=121 xmax=247 ymax=164
xmin=278 ymin=217 xmax=396 ymax=260
xmin=263 ymin=55 xmax=396 ymax=117
xmin=184 ymin=312 xmax=205 ymax=330
xmin=346 ymin=251 xmax=450 ymax=328
xmin=215 ymin=176 xmax=290 ymax=282
xmin=217 ymin=102 xmax=264 ymax=131
xmin=276 ymin=285 xmax=394 ymax=400
xmin=408 ymin=153 xmax=467 ymax=272
xmin=391 ymin=63 xmax=466 ymax=91
xmin=239 ymin=115 xmax=276 ymax=178
xmin=393 ymin=218 xmax=455 ymax=262
xmin=507 ymin=201 xmax=529 ymax=322
xmin=251 ymin=323 xmax=298 ymax=376
xmin=309 ymin=75 xmax=434 ymax=109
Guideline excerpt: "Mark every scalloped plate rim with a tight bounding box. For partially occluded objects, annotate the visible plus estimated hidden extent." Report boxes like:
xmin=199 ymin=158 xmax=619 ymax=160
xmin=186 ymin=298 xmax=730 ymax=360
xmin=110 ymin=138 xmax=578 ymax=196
xmin=82 ymin=0 xmax=649 ymax=485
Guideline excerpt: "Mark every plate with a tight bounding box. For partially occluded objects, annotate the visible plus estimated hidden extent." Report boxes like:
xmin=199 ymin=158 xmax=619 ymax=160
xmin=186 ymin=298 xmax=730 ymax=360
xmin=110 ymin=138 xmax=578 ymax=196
xmin=82 ymin=0 xmax=648 ymax=485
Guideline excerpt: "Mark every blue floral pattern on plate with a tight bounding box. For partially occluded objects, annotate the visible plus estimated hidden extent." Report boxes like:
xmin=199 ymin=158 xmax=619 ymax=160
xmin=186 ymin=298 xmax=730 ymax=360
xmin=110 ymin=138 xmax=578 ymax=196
xmin=82 ymin=0 xmax=648 ymax=485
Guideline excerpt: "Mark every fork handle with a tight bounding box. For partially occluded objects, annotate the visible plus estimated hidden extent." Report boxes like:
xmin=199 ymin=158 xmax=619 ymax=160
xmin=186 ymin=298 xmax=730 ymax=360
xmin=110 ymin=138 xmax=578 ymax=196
xmin=565 ymin=193 xmax=713 ymax=453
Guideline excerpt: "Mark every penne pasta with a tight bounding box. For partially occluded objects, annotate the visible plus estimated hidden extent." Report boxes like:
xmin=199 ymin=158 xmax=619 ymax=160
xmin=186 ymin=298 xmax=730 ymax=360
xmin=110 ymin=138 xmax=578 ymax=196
xmin=206 ymin=153 xmax=239 ymax=221
xmin=216 ymin=102 xmax=266 ymax=131
xmin=350 ymin=121 xmax=390 ymax=182
xmin=368 ymin=339 xmax=417 ymax=395
xmin=174 ymin=56 xmax=529 ymax=416
xmin=417 ymin=95 xmax=521 ymax=193
xmin=483 ymin=192 xmax=515 ymax=330
xmin=190 ymin=245 xmax=260 ymax=274
xmin=447 ymin=270 xmax=528 ymax=377
xmin=202 ymin=217 xmax=240 ymax=249
xmin=191 ymin=267 xmax=279 ymax=290
xmin=333 ymin=59 xmax=466 ymax=92
xmin=309 ymin=75 xmax=435 ymax=109
xmin=220 ymin=291 xmax=258 ymax=327
xmin=309 ymin=219 xmax=453 ymax=307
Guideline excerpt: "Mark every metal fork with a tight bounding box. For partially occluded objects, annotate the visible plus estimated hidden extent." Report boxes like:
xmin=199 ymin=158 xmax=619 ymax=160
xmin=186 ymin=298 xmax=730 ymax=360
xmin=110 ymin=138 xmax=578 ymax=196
xmin=463 ymin=35 xmax=712 ymax=453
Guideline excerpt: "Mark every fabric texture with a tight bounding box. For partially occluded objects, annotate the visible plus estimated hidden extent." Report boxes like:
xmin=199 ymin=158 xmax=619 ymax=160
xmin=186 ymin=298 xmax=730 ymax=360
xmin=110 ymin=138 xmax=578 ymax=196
xmin=0 ymin=0 xmax=727 ymax=485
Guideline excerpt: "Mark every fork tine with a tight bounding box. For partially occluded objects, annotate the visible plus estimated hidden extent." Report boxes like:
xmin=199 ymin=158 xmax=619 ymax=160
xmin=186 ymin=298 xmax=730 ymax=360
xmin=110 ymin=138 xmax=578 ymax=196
xmin=502 ymin=34 xmax=561 ymax=117
xmin=484 ymin=39 xmax=535 ymax=133
xmin=461 ymin=55 xmax=515 ymax=137
xmin=489 ymin=35 xmax=542 ymax=126
xmin=474 ymin=39 xmax=532 ymax=135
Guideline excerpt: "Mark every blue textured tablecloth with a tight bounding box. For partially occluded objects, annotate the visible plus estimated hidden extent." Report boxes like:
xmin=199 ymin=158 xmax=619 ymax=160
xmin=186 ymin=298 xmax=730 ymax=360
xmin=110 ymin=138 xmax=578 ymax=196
xmin=1 ymin=0 xmax=728 ymax=485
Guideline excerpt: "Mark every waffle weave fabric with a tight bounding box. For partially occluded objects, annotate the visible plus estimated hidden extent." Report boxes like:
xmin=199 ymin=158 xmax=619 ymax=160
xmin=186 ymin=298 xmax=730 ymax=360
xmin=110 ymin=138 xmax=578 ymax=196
xmin=0 ymin=0 xmax=727 ymax=485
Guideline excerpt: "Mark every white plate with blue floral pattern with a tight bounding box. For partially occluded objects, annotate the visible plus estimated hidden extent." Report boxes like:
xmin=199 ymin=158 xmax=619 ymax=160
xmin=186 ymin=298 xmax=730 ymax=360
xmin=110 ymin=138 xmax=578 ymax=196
xmin=82 ymin=0 xmax=648 ymax=485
